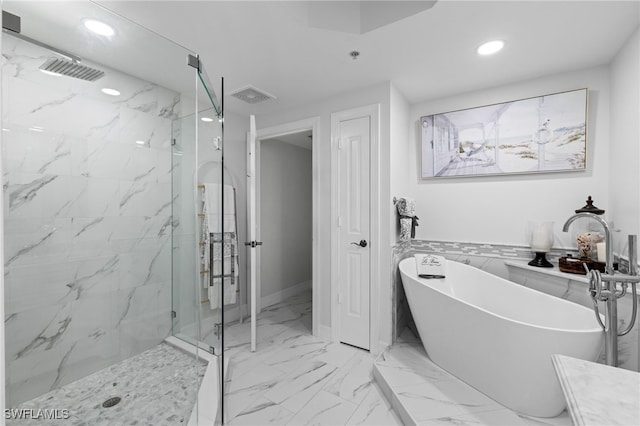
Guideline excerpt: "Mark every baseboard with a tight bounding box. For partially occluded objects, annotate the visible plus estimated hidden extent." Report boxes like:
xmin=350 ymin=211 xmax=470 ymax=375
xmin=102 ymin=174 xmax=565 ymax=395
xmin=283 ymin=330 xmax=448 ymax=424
xmin=317 ymin=324 xmax=332 ymax=341
xmin=223 ymin=303 xmax=248 ymax=324
xmin=261 ymin=280 xmax=311 ymax=309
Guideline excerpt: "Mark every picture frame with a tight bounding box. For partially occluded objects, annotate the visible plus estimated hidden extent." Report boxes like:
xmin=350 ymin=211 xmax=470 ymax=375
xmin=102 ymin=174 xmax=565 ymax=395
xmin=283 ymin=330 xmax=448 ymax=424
xmin=420 ymin=88 xmax=588 ymax=178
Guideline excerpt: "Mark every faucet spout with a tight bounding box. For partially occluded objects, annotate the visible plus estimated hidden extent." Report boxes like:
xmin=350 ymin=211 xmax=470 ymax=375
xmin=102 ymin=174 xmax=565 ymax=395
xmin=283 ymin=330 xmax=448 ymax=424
xmin=562 ymin=212 xmax=614 ymax=274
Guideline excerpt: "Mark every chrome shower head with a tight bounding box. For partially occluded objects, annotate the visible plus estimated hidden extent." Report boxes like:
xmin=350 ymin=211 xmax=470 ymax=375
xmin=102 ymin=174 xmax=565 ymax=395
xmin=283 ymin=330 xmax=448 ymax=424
xmin=39 ymin=57 xmax=104 ymax=82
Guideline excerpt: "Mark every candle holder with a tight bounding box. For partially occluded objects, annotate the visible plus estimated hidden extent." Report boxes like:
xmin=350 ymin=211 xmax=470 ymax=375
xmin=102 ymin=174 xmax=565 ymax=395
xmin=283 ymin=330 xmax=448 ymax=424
xmin=528 ymin=221 xmax=554 ymax=268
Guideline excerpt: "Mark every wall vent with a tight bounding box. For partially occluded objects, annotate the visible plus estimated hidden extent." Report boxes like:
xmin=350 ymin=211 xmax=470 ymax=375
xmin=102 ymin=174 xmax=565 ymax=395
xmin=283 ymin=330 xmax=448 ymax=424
xmin=230 ymin=85 xmax=276 ymax=104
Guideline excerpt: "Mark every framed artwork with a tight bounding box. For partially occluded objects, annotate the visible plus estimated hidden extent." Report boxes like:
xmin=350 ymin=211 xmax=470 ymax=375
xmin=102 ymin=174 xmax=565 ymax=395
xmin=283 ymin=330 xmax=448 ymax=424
xmin=420 ymin=88 xmax=587 ymax=178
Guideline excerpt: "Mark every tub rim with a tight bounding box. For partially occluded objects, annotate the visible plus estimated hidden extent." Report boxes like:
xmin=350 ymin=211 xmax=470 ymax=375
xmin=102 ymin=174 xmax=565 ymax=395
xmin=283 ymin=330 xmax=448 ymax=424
xmin=399 ymin=257 xmax=604 ymax=334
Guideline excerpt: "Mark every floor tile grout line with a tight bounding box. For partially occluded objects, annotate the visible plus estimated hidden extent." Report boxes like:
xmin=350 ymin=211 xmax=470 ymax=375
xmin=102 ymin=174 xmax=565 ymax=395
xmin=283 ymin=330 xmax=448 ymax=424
xmin=224 ymin=289 xmax=407 ymax=426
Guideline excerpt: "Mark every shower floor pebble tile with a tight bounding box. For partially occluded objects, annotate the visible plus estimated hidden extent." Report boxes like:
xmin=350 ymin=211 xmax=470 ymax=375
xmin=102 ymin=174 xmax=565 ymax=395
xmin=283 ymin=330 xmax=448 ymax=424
xmin=7 ymin=343 xmax=205 ymax=426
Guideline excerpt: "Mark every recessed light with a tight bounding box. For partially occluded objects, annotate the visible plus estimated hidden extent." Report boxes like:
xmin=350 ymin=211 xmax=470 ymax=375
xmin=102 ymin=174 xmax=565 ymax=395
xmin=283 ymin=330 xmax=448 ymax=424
xmin=477 ymin=40 xmax=504 ymax=55
xmin=101 ymin=88 xmax=120 ymax=96
xmin=135 ymin=140 xmax=146 ymax=145
xmin=84 ymin=19 xmax=115 ymax=37
xmin=201 ymin=117 xmax=213 ymax=122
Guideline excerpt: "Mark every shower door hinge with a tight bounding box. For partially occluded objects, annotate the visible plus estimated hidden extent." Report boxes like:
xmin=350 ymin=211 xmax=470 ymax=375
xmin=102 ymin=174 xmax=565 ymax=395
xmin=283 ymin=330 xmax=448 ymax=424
xmin=187 ymin=54 xmax=201 ymax=72
xmin=171 ymin=310 xmax=176 ymax=319
xmin=214 ymin=323 xmax=222 ymax=338
xmin=172 ymin=138 xmax=176 ymax=146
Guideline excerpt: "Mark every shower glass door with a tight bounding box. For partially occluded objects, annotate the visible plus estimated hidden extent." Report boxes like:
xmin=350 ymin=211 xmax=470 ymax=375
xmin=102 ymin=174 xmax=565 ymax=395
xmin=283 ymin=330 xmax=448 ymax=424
xmin=170 ymin=60 xmax=223 ymax=356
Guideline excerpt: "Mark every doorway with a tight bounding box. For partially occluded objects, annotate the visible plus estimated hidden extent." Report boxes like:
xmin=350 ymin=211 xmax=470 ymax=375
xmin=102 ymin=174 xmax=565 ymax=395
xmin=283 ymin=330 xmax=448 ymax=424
xmin=248 ymin=117 xmax=321 ymax=349
xmin=258 ymin=131 xmax=313 ymax=331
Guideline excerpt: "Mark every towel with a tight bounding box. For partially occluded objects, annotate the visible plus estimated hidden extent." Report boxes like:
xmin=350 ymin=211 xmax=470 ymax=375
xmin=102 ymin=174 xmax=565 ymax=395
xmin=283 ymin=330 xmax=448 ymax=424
xmin=203 ymin=184 xmax=236 ymax=233
xmin=397 ymin=197 xmax=419 ymax=241
xmin=400 ymin=218 xmax=412 ymax=242
xmin=201 ymin=184 xmax=239 ymax=309
xmin=415 ymin=254 xmax=446 ymax=279
xmin=396 ymin=197 xmax=416 ymax=217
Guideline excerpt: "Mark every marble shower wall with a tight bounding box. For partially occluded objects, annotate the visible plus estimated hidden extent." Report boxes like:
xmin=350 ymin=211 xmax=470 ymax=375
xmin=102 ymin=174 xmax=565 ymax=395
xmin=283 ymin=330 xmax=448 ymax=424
xmin=392 ymin=239 xmax=640 ymax=372
xmin=2 ymin=37 xmax=180 ymax=405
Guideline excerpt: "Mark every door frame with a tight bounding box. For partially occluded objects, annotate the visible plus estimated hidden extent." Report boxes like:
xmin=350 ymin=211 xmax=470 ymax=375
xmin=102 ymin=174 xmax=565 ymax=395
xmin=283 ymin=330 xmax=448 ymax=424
xmin=254 ymin=117 xmax=320 ymax=337
xmin=330 ymin=104 xmax=380 ymax=354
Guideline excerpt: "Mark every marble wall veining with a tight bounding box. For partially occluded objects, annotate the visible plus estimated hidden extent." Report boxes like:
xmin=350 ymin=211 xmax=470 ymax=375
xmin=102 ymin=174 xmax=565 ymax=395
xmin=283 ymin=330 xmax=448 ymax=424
xmin=2 ymin=36 xmax=180 ymax=405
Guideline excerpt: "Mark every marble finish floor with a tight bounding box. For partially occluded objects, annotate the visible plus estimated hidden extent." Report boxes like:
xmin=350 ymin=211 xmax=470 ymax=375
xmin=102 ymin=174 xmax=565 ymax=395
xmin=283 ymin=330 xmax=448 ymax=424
xmin=374 ymin=329 xmax=574 ymax=426
xmin=7 ymin=343 xmax=206 ymax=425
xmin=222 ymin=290 xmax=403 ymax=425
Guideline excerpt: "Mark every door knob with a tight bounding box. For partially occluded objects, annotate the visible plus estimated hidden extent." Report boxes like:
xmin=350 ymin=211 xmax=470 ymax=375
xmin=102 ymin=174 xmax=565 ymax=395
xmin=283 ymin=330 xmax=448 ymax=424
xmin=351 ymin=240 xmax=368 ymax=248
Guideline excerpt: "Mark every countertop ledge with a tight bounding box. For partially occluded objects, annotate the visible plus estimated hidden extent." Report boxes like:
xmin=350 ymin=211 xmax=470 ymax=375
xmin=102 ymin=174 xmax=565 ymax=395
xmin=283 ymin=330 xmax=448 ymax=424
xmin=504 ymin=259 xmax=589 ymax=283
xmin=552 ymin=354 xmax=640 ymax=426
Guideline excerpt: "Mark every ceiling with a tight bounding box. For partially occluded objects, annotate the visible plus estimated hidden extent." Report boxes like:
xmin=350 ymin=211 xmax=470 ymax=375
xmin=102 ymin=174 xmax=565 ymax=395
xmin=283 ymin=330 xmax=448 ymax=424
xmin=4 ymin=1 xmax=639 ymax=117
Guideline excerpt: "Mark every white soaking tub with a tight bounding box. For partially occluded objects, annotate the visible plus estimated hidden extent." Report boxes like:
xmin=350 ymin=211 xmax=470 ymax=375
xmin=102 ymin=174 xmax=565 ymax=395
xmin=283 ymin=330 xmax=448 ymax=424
xmin=399 ymin=257 xmax=603 ymax=417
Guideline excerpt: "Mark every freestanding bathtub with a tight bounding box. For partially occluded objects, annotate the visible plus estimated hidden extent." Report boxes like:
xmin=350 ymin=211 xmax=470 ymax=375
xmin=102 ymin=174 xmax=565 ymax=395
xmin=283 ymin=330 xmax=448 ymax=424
xmin=399 ymin=256 xmax=603 ymax=418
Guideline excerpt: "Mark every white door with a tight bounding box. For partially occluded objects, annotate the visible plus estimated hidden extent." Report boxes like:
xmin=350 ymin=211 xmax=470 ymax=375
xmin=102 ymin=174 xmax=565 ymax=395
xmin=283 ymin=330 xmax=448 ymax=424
xmin=337 ymin=116 xmax=370 ymax=350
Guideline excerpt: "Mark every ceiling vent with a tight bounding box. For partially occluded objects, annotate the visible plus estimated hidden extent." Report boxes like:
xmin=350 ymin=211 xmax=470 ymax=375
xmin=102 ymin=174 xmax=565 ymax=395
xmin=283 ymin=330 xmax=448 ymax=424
xmin=230 ymin=85 xmax=276 ymax=104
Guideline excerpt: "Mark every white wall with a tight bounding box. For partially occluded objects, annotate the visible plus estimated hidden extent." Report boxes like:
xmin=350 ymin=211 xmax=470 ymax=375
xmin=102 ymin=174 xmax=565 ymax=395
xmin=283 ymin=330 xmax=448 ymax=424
xmin=260 ymin=138 xmax=312 ymax=299
xmin=258 ymin=81 xmax=392 ymax=347
xmin=0 ymin=9 xmax=5 ymax=418
xmin=407 ymin=66 xmax=611 ymax=250
xmin=610 ymin=28 xmax=640 ymax=247
xmin=609 ymin=27 xmax=640 ymax=372
xmin=390 ymin=84 xmax=411 ymax=243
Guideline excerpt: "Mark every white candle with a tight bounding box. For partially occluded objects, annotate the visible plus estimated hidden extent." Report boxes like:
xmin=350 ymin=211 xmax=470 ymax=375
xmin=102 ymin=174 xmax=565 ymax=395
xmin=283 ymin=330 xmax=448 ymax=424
xmin=531 ymin=229 xmax=552 ymax=251
xmin=597 ymin=242 xmax=606 ymax=263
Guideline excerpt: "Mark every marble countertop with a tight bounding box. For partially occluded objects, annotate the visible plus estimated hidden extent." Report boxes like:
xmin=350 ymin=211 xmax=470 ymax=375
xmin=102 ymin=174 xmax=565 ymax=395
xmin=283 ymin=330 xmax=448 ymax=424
xmin=552 ymin=354 xmax=640 ymax=426
xmin=504 ymin=259 xmax=589 ymax=284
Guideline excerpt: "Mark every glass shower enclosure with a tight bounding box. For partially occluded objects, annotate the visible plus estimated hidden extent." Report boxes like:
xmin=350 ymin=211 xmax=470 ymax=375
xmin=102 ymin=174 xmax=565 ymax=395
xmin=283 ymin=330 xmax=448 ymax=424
xmin=1 ymin=0 xmax=224 ymax=423
xmin=171 ymin=61 xmax=225 ymax=356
